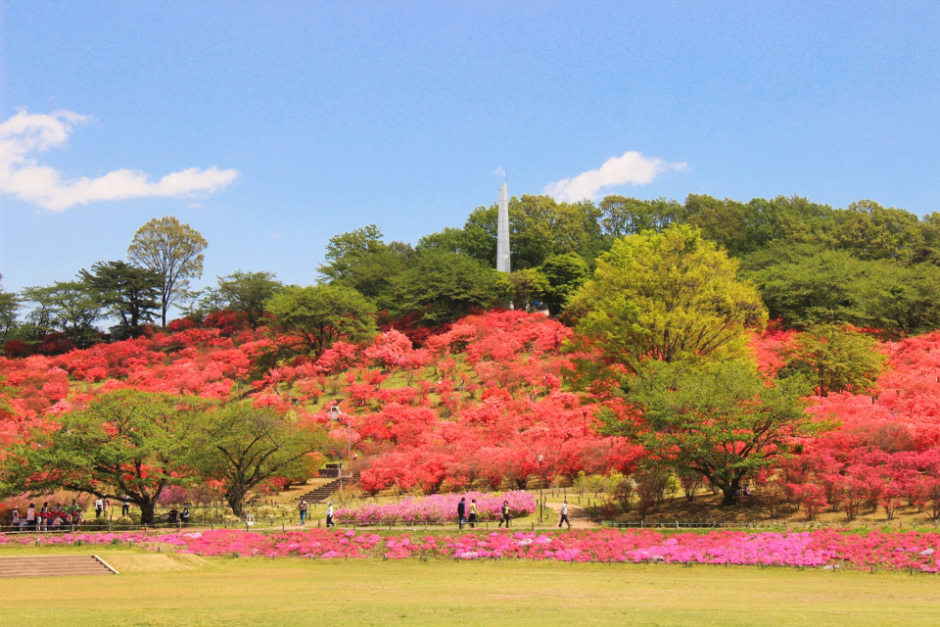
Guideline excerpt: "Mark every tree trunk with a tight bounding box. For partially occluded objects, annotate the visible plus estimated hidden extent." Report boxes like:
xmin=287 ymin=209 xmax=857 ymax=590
xmin=139 ymin=499 xmax=157 ymax=525
xmin=227 ymin=486 xmax=247 ymax=518
xmin=721 ymin=476 xmax=742 ymax=507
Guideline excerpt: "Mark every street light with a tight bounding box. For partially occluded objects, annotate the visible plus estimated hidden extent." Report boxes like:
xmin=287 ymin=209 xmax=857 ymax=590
xmin=537 ymin=454 xmax=544 ymax=524
xmin=329 ymin=405 xmax=352 ymax=497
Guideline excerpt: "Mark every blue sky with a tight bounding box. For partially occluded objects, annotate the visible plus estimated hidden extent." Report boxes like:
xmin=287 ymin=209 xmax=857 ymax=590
xmin=1 ymin=1 xmax=938 ymax=295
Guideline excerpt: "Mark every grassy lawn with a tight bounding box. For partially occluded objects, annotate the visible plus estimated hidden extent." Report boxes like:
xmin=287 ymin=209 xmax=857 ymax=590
xmin=2 ymin=546 xmax=939 ymax=626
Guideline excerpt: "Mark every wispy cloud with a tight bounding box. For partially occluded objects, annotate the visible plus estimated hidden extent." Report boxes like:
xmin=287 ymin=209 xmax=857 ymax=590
xmin=0 ymin=110 xmax=239 ymax=211
xmin=493 ymin=165 xmax=506 ymax=178
xmin=544 ymin=151 xmax=686 ymax=202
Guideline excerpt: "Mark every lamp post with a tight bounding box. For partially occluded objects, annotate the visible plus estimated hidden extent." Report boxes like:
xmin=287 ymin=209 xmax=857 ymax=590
xmin=330 ymin=405 xmax=351 ymax=498
xmin=537 ymin=454 xmax=544 ymax=524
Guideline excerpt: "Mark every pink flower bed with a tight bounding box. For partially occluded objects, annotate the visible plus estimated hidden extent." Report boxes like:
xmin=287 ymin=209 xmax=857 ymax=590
xmin=4 ymin=528 xmax=940 ymax=572
xmin=334 ymin=491 xmax=535 ymax=524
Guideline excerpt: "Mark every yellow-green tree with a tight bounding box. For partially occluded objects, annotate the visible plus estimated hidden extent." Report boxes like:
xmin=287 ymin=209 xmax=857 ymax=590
xmin=569 ymin=224 xmax=766 ymax=381
xmin=128 ymin=216 xmax=208 ymax=326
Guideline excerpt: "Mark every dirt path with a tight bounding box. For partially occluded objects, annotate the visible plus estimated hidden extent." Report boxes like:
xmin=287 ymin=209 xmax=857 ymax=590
xmin=545 ymin=501 xmax=600 ymax=529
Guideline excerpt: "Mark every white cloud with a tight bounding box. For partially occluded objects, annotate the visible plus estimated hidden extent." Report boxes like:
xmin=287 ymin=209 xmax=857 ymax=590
xmin=544 ymin=151 xmax=686 ymax=202
xmin=493 ymin=165 xmax=506 ymax=177
xmin=0 ymin=110 xmax=239 ymax=211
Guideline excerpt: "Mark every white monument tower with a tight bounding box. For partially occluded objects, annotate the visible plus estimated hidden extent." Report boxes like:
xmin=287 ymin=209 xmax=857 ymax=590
xmin=497 ymin=182 xmax=511 ymax=273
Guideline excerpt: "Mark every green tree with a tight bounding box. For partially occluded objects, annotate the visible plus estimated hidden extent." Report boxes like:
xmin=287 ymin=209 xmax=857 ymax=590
xmin=569 ymin=224 xmax=766 ymax=376
xmin=745 ymin=247 xmax=868 ymax=328
xmin=745 ymin=246 xmax=940 ymax=335
xmin=211 ymin=271 xmax=284 ymax=328
xmin=0 ymin=274 xmax=18 ymax=345
xmin=459 ymin=195 xmax=604 ymax=270
xmin=539 ymin=253 xmax=590 ymax=316
xmin=505 ymin=268 xmax=549 ymax=311
xmin=682 ymin=194 xmax=834 ymax=256
xmin=779 ymin=324 xmax=886 ymax=397
xmin=1 ymin=391 xmax=206 ymax=524
xmin=193 ymin=403 xmax=328 ymax=517
xmin=828 ymin=200 xmax=923 ymax=261
xmin=80 ymin=260 xmax=162 ymax=338
xmin=319 ymin=226 xmax=414 ymax=304
xmin=415 ymin=227 xmax=468 ymax=255
xmin=127 ymin=216 xmax=208 ymax=327
xmin=265 ymin=284 xmax=378 ymax=357
xmin=615 ymin=360 xmax=821 ymax=505
xmin=598 ymin=195 xmax=682 ymax=238
xmin=389 ymin=250 xmax=504 ymax=325
xmin=21 ymin=281 xmax=102 ymax=348
xmin=322 ymin=224 xmax=385 ymax=263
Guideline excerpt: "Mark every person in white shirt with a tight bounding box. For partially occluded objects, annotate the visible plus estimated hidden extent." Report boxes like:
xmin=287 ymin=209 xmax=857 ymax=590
xmin=26 ymin=504 xmax=36 ymax=530
xmin=326 ymin=502 xmax=335 ymax=528
xmin=94 ymin=498 xmax=103 ymax=519
xmin=11 ymin=507 xmax=21 ymax=530
xmin=558 ymin=499 xmax=572 ymax=529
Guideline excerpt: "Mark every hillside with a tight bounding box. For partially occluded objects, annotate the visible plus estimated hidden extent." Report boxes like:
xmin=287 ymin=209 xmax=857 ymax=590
xmin=3 ymin=307 xmax=940 ymax=523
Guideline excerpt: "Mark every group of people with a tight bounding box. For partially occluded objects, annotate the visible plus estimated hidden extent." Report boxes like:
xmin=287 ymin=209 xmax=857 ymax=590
xmin=297 ymin=498 xmax=335 ymax=527
xmin=457 ymin=497 xmax=573 ymax=530
xmin=457 ymin=498 xmax=519 ymax=529
xmin=167 ymin=507 xmax=191 ymax=525
xmin=10 ymin=501 xmax=84 ymax=531
xmin=7 ymin=495 xmax=148 ymax=531
xmin=291 ymin=496 xmax=571 ymax=530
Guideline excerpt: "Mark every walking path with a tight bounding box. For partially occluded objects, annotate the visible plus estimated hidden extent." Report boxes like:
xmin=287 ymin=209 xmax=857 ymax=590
xmin=545 ymin=501 xmax=600 ymax=529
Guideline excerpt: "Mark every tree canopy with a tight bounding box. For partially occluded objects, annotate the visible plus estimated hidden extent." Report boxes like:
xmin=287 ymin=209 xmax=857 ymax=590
xmin=570 ymin=224 xmax=767 ymax=379
xmin=192 ymin=403 xmax=328 ymax=517
xmin=265 ymin=284 xmax=378 ymax=357
xmin=1 ymin=390 xmax=207 ymax=524
xmin=613 ymin=360 xmax=821 ymax=505
xmin=128 ymin=216 xmax=208 ymax=327
xmin=80 ymin=260 xmax=162 ymax=338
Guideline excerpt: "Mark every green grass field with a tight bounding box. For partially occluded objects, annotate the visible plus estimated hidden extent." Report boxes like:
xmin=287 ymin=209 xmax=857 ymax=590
xmin=2 ymin=546 xmax=940 ymax=626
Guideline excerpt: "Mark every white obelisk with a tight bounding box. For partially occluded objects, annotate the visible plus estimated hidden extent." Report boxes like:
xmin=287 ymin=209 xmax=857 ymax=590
xmin=497 ymin=182 xmax=510 ymax=273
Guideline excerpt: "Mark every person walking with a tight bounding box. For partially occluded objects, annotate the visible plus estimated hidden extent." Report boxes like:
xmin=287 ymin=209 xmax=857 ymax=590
xmin=298 ymin=498 xmax=308 ymax=525
xmin=94 ymin=498 xmax=103 ymax=520
xmin=499 ymin=500 xmax=511 ymax=528
xmin=181 ymin=508 xmax=190 ymax=525
xmin=559 ymin=499 xmax=572 ymax=529
xmin=40 ymin=502 xmax=49 ymax=531
xmin=26 ymin=503 xmax=36 ymax=530
xmin=122 ymin=496 xmax=130 ymax=517
xmin=11 ymin=507 xmax=20 ymax=531
xmin=70 ymin=500 xmax=82 ymax=527
xmin=326 ymin=501 xmax=335 ymax=528
xmin=468 ymin=499 xmax=477 ymax=529
xmin=457 ymin=497 xmax=467 ymax=529
xmin=103 ymin=497 xmax=111 ymax=518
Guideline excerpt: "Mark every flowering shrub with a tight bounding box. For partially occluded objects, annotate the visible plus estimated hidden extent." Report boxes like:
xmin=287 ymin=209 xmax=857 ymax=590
xmin=6 ymin=528 xmax=940 ymax=572
xmin=334 ymin=491 xmax=535 ymax=524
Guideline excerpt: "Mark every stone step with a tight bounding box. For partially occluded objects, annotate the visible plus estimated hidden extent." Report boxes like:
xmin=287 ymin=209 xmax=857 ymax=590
xmin=0 ymin=555 xmax=117 ymax=578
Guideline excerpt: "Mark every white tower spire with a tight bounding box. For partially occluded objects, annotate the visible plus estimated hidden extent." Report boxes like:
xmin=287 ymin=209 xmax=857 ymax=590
xmin=497 ymin=181 xmax=510 ymax=273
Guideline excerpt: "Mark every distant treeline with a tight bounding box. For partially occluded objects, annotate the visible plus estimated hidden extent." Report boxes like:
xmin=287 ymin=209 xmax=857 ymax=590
xmin=2 ymin=193 xmax=940 ymax=356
